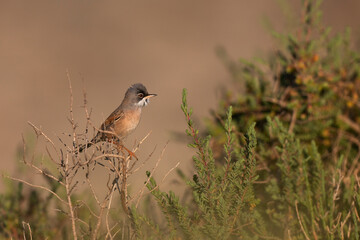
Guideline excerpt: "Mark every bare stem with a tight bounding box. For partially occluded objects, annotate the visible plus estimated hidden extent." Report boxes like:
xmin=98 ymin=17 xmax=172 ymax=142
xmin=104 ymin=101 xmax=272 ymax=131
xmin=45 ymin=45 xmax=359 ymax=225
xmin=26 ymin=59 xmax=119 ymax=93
xmin=64 ymin=153 xmax=78 ymax=240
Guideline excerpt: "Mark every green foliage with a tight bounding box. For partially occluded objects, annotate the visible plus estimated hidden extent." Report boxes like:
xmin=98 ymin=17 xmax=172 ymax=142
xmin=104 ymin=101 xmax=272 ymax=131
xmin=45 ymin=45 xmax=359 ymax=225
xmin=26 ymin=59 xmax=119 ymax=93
xmin=131 ymin=89 xmax=267 ymax=239
xmin=208 ymin=0 xmax=360 ymax=238
xmin=264 ymin=118 xmax=360 ymax=239
xmin=213 ymin=0 xmax=360 ymax=162
xmin=0 ymin=181 xmax=67 ymax=239
xmin=0 ymin=135 xmax=99 ymax=239
xmin=133 ymin=87 xmax=360 ymax=239
xmin=0 ymin=141 xmax=68 ymax=239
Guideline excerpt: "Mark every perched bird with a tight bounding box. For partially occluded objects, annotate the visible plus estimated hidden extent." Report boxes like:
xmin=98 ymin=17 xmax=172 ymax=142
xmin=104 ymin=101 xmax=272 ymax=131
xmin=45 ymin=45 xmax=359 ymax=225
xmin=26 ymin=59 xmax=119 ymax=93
xmin=78 ymin=83 xmax=156 ymax=157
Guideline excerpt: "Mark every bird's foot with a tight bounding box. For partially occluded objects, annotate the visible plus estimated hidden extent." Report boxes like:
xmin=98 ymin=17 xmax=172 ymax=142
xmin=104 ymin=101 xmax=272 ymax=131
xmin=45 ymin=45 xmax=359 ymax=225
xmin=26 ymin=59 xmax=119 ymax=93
xmin=121 ymin=145 xmax=138 ymax=160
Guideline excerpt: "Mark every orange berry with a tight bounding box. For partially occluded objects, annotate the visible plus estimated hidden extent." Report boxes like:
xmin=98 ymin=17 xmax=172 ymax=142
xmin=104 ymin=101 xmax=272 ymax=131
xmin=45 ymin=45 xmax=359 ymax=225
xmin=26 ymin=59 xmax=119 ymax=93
xmin=353 ymin=93 xmax=358 ymax=101
xmin=347 ymin=101 xmax=354 ymax=108
xmin=323 ymin=139 xmax=331 ymax=146
xmin=312 ymin=54 xmax=319 ymax=62
xmin=321 ymin=129 xmax=330 ymax=137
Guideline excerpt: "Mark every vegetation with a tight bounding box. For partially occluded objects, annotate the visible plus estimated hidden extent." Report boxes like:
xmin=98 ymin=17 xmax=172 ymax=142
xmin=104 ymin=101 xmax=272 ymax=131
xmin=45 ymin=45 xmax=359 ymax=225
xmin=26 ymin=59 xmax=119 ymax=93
xmin=1 ymin=0 xmax=360 ymax=239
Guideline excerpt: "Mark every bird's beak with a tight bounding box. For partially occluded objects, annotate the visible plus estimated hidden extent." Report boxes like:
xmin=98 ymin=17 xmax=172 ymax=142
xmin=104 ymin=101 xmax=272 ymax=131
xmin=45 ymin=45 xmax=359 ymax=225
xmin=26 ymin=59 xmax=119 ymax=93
xmin=144 ymin=94 xmax=157 ymax=99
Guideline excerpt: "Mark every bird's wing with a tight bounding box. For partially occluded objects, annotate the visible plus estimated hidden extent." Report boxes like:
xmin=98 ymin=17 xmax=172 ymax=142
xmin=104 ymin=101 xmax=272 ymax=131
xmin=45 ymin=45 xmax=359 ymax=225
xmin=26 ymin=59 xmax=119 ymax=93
xmin=89 ymin=108 xmax=125 ymax=144
xmin=101 ymin=109 xmax=125 ymax=131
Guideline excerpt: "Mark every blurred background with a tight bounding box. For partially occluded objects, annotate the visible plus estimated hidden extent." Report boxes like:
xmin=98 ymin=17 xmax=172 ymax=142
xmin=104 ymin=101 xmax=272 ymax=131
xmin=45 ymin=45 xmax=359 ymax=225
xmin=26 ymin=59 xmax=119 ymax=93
xmin=1 ymin=0 xmax=360 ymax=191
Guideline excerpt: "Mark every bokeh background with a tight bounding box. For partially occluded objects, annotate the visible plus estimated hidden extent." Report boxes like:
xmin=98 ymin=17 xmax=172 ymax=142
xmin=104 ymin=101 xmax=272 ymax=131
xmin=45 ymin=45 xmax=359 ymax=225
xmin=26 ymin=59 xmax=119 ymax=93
xmin=1 ymin=0 xmax=360 ymax=191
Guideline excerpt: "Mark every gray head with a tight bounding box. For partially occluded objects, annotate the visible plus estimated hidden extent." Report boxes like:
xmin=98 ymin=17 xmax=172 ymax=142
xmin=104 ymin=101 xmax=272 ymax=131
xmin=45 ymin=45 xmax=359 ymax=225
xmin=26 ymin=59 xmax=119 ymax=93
xmin=123 ymin=83 xmax=157 ymax=108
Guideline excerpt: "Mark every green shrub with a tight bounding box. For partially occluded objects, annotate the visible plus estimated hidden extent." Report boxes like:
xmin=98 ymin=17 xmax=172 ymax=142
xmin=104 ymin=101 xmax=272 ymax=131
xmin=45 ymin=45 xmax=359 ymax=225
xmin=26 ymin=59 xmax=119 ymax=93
xmin=0 ymin=140 xmax=68 ymax=239
xmin=131 ymin=90 xmax=265 ymax=239
xmin=132 ymin=0 xmax=360 ymax=239
xmin=207 ymin=0 xmax=360 ymax=238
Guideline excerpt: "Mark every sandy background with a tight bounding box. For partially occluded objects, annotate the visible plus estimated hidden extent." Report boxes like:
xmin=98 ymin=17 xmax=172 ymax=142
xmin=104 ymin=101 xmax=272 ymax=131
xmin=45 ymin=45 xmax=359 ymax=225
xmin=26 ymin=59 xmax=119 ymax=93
xmin=1 ymin=0 xmax=360 ymax=192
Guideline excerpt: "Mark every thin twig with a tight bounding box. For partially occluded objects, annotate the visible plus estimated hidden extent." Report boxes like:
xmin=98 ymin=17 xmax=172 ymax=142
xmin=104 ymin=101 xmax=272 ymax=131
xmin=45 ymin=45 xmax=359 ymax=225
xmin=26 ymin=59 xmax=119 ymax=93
xmin=67 ymin=70 xmax=79 ymax=153
xmin=135 ymin=142 xmax=168 ymax=208
xmin=288 ymin=108 xmax=297 ymax=133
xmin=295 ymin=200 xmax=310 ymax=240
xmin=4 ymin=175 xmax=67 ymax=205
xmin=21 ymin=135 xmax=64 ymax=185
xmin=129 ymin=145 xmax=157 ymax=174
xmin=27 ymin=121 xmax=60 ymax=159
xmin=105 ymin=185 xmax=116 ymax=240
xmin=340 ymin=203 xmax=353 ymax=240
xmin=77 ymin=200 xmax=99 ymax=219
xmin=333 ymin=170 xmax=343 ymax=202
xmin=22 ymin=221 xmax=32 ymax=240
xmin=160 ymin=161 xmax=180 ymax=184
xmin=92 ymin=204 xmax=106 ymax=240
xmin=338 ymin=114 xmax=360 ymax=134
xmin=64 ymin=153 xmax=78 ymax=240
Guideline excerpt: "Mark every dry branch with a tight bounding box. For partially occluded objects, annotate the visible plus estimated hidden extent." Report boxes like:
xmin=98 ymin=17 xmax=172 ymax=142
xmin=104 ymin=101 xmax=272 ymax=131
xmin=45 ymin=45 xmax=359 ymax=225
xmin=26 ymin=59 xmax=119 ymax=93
xmin=8 ymin=75 xmax=175 ymax=239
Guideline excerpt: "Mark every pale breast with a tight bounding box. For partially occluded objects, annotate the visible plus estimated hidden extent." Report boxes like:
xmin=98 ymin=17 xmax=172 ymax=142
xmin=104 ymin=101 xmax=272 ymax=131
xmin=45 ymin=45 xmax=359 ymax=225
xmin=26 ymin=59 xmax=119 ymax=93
xmin=114 ymin=108 xmax=142 ymax=138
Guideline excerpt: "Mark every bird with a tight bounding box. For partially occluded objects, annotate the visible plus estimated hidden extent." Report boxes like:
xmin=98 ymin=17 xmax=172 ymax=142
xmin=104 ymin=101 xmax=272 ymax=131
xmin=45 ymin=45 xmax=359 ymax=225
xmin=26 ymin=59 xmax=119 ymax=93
xmin=78 ymin=83 xmax=156 ymax=157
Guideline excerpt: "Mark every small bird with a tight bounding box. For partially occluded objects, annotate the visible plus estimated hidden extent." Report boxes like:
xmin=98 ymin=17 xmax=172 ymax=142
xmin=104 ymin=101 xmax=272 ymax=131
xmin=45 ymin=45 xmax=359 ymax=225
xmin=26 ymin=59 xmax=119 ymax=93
xmin=78 ymin=83 xmax=156 ymax=156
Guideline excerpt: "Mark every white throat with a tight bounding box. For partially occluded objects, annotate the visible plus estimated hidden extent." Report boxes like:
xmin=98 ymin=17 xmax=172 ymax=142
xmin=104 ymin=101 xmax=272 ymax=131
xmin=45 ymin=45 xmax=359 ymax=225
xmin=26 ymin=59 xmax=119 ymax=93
xmin=136 ymin=98 xmax=149 ymax=107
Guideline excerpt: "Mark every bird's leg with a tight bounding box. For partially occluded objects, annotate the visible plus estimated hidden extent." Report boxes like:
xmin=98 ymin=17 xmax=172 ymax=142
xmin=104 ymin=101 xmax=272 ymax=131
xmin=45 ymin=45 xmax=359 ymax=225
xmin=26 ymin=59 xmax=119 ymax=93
xmin=121 ymin=145 xmax=138 ymax=160
xmin=113 ymin=140 xmax=138 ymax=160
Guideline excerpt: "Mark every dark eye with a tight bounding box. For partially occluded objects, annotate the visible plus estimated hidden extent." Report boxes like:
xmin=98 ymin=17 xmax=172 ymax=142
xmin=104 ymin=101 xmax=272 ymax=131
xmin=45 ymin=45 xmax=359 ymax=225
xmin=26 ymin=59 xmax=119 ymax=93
xmin=138 ymin=93 xmax=144 ymax=98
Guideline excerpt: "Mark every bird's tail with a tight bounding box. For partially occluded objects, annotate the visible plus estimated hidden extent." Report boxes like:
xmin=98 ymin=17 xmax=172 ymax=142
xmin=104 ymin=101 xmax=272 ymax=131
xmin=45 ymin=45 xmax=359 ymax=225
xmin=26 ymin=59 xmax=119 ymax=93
xmin=77 ymin=133 xmax=102 ymax=153
xmin=78 ymin=142 xmax=93 ymax=153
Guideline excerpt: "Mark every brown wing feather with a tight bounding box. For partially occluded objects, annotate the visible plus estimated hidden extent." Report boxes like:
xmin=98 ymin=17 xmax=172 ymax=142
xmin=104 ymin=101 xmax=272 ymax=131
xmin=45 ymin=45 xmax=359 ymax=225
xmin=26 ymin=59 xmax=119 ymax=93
xmin=92 ymin=108 xmax=124 ymax=143
xmin=102 ymin=110 xmax=124 ymax=130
